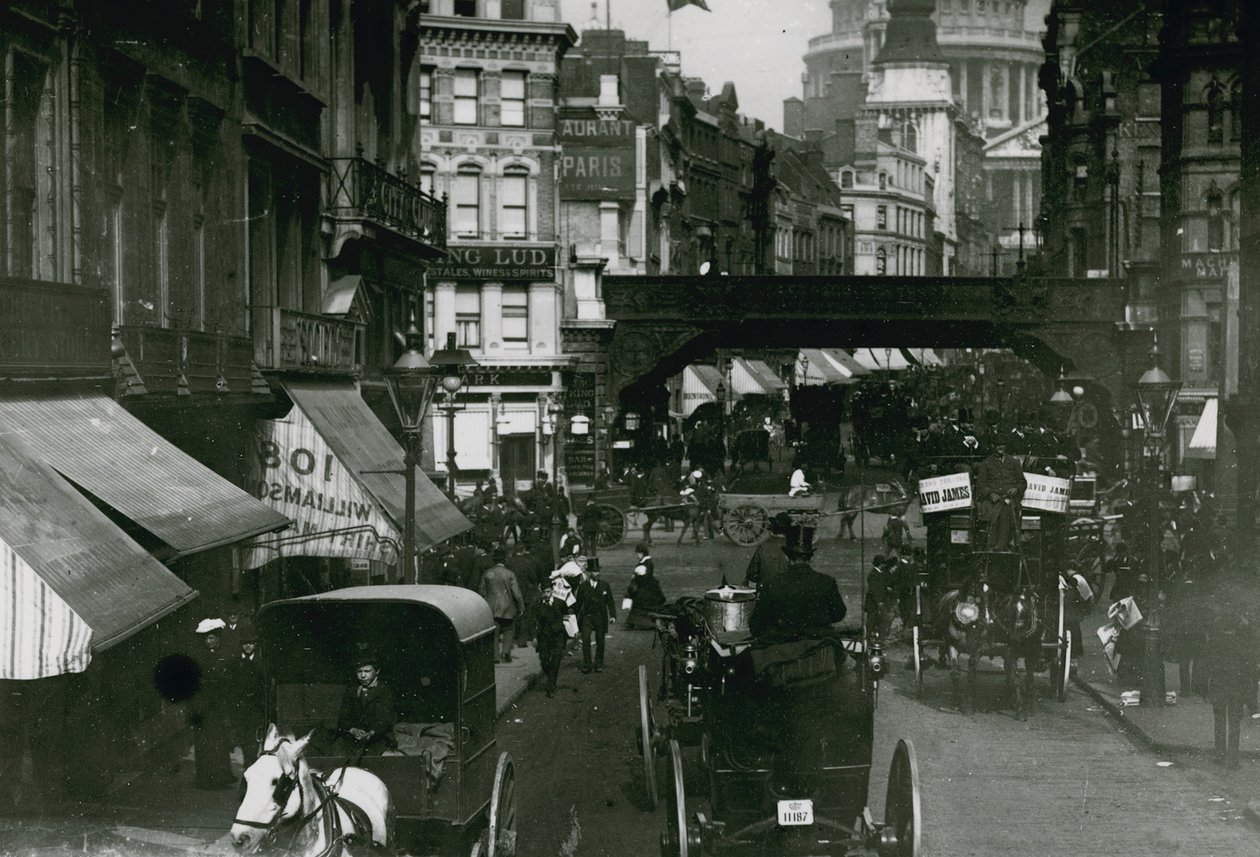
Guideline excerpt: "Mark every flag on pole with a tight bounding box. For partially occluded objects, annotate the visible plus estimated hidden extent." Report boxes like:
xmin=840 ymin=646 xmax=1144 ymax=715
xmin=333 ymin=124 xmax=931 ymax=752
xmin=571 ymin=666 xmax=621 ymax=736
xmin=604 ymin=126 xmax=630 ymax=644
xmin=667 ymin=0 xmax=710 ymax=10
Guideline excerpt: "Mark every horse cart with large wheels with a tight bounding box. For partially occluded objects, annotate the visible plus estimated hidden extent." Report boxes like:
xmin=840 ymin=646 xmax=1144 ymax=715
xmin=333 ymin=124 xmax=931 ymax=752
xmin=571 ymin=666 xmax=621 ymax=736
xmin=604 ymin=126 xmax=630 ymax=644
xmin=636 ymin=586 xmax=922 ymax=856
xmin=718 ymin=493 xmax=827 ymax=546
xmin=911 ymin=467 xmax=1074 ymax=711
xmin=253 ymin=586 xmax=516 ymax=857
xmin=570 ymin=485 xmax=632 ymax=549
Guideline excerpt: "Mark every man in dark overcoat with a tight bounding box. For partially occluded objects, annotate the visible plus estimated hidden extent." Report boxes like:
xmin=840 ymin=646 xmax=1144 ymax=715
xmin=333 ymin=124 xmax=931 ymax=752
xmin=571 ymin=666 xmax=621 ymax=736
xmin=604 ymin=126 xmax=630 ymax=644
xmin=744 ymin=512 xmax=791 ymax=589
xmin=749 ymin=524 xmax=847 ymax=642
xmin=574 ymin=560 xmax=617 ymax=672
xmin=480 ymin=547 xmax=525 ymax=663
xmin=230 ymin=623 xmax=266 ymax=770
xmin=975 ymin=438 xmax=1026 ymax=550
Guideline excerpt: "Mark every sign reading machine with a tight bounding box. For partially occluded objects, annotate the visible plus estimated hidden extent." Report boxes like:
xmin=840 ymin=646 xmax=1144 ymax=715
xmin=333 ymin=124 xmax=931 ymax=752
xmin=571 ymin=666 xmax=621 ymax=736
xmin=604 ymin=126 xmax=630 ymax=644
xmin=428 ymin=245 xmax=556 ymax=281
xmin=558 ymin=111 xmax=636 ymax=200
xmin=244 ymin=406 xmax=399 ymax=567
xmin=918 ymin=472 xmax=973 ymax=514
xmin=1022 ymin=473 xmax=1071 ymax=515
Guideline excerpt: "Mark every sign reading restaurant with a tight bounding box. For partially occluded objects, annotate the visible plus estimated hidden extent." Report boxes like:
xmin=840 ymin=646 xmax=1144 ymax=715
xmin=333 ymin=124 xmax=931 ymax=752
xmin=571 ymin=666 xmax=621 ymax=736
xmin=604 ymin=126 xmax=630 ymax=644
xmin=557 ymin=108 xmax=636 ymax=201
xmin=428 ymin=245 xmax=556 ymax=281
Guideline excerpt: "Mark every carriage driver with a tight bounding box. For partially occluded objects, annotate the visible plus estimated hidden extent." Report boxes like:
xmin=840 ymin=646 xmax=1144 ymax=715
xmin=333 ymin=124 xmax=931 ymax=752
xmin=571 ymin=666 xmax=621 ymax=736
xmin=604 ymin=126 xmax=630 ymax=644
xmin=748 ymin=519 xmax=846 ymax=642
xmin=334 ymin=648 xmax=397 ymax=755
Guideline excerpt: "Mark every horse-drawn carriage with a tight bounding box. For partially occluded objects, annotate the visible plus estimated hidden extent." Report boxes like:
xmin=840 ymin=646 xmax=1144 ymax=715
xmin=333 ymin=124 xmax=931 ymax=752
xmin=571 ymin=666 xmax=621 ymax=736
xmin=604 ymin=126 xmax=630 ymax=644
xmin=636 ymin=585 xmax=922 ymax=856
xmin=908 ymin=466 xmax=1075 ymax=715
xmin=718 ymin=493 xmax=828 ymax=546
xmin=235 ymin=587 xmax=516 ymax=857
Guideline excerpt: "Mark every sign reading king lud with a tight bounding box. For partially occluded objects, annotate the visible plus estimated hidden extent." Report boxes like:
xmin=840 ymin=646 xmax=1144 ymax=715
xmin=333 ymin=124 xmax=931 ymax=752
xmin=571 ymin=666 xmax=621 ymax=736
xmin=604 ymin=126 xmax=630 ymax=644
xmin=428 ymin=245 xmax=556 ymax=281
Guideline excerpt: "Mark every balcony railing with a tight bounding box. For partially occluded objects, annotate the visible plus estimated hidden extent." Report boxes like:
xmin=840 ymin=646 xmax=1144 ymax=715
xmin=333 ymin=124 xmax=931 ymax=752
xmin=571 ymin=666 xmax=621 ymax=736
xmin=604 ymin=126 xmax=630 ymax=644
xmin=328 ymin=157 xmax=447 ymax=249
xmin=115 ymin=325 xmax=261 ymax=396
xmin=252 ymin=306 xmax=362 ymax=375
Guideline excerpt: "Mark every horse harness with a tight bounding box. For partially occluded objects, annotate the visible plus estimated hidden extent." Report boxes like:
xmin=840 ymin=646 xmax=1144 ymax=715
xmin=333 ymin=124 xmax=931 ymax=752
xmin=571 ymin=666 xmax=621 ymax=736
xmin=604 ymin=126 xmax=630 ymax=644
xmin=233 ymin=743 xmax=373 ymax=857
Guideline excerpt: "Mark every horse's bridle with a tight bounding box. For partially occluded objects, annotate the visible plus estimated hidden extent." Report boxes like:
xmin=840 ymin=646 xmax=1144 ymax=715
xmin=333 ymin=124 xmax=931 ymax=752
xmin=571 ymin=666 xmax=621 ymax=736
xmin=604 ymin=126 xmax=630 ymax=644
xmin=233 ymin=741 xmax=357 ymax=857
xmin=232 ymin=741 xmax=305 ymax=835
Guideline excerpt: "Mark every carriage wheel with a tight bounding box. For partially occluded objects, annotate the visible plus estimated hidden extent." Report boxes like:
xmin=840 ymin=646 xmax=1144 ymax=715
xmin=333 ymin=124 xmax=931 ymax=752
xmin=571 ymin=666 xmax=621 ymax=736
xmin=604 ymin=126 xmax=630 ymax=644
xmin=596 ymin=504 xmax=627 ymax=548
xmin=721 ymin=503 xmax=770 ymax=546
xmin=1055 ymin=630 xmax=1073 ymax=703
xmin=882 ymin=739 xmax=922 ymax=857
xmin=487 ymin=752 xmax=517 ymax=857
xmin=661 ymin=739 xmax=690 ymax=857
xmin=638 ymin=664 xmax=659 ymax=811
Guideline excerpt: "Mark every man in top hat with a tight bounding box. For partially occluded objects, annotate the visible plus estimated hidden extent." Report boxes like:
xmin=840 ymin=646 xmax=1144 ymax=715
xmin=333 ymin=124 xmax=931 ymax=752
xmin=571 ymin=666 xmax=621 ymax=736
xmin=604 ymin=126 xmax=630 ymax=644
xmin=744 ymin=512 xmax=792 ymax=589
xmin=574 ymin=559 xmax=617 ymax=673
xmin=749 ymin=519 xmax=846 ymax=642
xmin=335 ymin=649 xmax=397 ymax=755
xmin=976 ymin=437 xmax=1026 ymax=550
xmin=230 ymin=622 xmax=265 ymax=770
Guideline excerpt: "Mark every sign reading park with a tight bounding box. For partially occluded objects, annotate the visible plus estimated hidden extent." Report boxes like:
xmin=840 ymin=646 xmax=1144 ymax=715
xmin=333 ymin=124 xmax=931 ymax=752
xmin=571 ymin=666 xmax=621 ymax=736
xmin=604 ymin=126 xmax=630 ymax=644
xmin=557 ymin=110 xmax=636 ymax=200
xmin=428 ymin=245 xmax=556 ymax=281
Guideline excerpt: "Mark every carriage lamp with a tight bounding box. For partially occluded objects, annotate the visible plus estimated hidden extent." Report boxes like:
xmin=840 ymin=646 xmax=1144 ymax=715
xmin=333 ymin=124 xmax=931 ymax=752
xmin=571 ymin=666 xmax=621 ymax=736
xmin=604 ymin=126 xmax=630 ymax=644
xmin=385 ymin=315 xmax=442 ymax=584
xmin=1132 ymin=335 xmax=1181 ymax=707
xmin=624 ymin=411 xmax=641 ymax=431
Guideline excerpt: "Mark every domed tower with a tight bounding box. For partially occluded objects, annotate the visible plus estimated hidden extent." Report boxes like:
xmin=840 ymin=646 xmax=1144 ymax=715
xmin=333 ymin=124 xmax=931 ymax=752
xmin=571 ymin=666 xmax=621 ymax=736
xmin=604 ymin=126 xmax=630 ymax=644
xmin=800 ymin=0 xmax=1049 ymax=138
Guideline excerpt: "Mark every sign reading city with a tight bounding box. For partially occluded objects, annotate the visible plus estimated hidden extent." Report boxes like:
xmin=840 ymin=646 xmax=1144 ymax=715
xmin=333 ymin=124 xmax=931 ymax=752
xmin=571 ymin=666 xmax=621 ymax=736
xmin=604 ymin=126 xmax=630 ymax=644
xmin=557 ymin=109 xmax=636 ymax=200
xmin=918 ymin=472 xmax=972 ymax=514
xmin=428 ymin=245 xmax=556 ymax=281
xmin=1022 ymin=473 xmax=1071 ymax=515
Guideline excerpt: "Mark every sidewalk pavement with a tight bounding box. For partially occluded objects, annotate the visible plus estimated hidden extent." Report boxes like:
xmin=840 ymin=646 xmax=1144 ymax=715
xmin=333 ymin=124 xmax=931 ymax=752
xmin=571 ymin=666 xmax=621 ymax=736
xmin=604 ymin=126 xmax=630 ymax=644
xmin=1072 ymin=616 xmax=1260 ymax=823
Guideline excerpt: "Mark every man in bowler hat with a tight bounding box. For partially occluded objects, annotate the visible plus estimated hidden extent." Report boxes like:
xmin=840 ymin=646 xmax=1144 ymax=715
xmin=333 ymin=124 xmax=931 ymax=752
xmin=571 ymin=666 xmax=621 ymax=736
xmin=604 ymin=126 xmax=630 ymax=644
xmin=749 ymin=519 xmax=846 ymax=642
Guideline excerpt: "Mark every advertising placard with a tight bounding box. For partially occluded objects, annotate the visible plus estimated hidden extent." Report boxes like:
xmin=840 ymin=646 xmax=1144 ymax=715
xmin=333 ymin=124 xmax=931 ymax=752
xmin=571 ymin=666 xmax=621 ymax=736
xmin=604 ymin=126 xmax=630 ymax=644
xmin=917 ymin=472 xmax=972 ymax=513
xmin=1022 ymin=473 xmax=1071 ymax=514
xmin=557 ymin=110 xmax=636 ymax=200
xmin=244 ymin=406 xmax=400 ymax=567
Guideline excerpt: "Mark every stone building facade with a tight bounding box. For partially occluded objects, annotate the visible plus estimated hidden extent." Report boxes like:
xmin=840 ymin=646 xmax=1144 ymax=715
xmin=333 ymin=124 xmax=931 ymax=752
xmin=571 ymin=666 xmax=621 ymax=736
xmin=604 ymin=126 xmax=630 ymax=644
xmin=419 ymin=0 xmax=576 ymax=494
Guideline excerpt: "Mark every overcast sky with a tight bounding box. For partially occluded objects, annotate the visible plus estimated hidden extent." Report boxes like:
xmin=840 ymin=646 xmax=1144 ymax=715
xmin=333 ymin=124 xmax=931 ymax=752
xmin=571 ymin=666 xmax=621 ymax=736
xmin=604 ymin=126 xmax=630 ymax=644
xmin=558 ymin=0 xmax=832 ymax=132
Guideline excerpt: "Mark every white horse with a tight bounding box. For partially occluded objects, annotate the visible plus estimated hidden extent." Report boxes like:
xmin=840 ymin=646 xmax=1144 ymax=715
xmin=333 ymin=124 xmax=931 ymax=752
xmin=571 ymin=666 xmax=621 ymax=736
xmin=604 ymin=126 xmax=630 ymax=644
xmin=229 ymin=724 xmax=392 ymax=855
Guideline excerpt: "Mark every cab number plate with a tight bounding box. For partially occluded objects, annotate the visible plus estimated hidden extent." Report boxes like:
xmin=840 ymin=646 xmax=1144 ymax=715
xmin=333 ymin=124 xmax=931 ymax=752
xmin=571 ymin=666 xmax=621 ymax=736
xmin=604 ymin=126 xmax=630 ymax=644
xmin=776 ymin=799 xmax=814 ymax=826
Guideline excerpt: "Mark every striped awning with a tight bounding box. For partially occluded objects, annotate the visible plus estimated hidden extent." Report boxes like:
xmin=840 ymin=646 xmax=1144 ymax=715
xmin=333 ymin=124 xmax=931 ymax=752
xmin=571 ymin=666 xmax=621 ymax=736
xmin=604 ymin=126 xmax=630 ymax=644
xmin=244 ymin=381 xmax=470 ymax=567
xmin=1186 ymin=397 xmax=1217 ymax=460
xmin=0 ymin=391 xmax=290 ymax=557
xmin=797 ymin=349 xmax=853 ymax=386
xmin=0 ymin=436 xmax=196 ymax=679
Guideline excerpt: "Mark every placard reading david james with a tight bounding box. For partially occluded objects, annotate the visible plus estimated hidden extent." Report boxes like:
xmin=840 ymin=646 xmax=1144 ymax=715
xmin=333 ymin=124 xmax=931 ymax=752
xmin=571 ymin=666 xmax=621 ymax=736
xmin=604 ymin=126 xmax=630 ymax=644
xmin=429 ymin=245 xmax=557 ymax=281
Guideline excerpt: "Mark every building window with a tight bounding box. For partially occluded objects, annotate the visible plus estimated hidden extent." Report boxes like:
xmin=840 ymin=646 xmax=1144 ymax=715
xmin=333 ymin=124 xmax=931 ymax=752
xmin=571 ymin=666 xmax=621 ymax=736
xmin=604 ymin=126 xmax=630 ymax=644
xmin=8 ymin=53 xmax=55 ymax=281
xmin=903 ymin=122 xmax=918 ymax=153
xmin=453 ymin=168 xmax=481 ymax=236
xmin=420 ymin=67 xmax=433 ymax=121
xmin=1206 ymin=80 xmax=1224 ymax=145
xmin=1230 ymin=80 xmax=1242 ymax=143
xmin=455 ymin=286 xmax=481 ymax=348
xmin=1206 ymin=189 xmax=1225 ymax=251
xmin=500 ymin=168 xmax=528 ymax=238
xmin=502 ymin=286 xmax=528 ymax=349
xmin=152 ymin=148 xmax=171 ymax=325
xmin=500 ymin=71 xmax=526 ymax=127
xmin=454 ymin=68 xmax=480 ymax=125
xmin=1070 ymin=226 xmax=1087 ymax=276
xmin=876 ymin=246 xmax=887 ymax=275
xmin=453 ymin=0 xmax=477 ymax=15
xmin=1072 ymin=154 xmax=1088 ymax=196
xmin=840 ymin=170 xmax=853 ymax=189
xmin=419 ymin=163 xmax=436 ymax=196
xmin=501 ymin=0 xmax=525 ymax=19
xmin=878 ymin=171 xmax=887 ymax=190
xmin=877 ymin=205 xmax=887 ymax=230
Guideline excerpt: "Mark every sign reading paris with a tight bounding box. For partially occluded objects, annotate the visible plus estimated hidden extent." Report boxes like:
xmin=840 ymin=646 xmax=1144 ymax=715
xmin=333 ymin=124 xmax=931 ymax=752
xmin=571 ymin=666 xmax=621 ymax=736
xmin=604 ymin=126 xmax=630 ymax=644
xmin=558 ymin=108 xmax=636 ymax=200
xmin=429 ymin=245 xmax=557 ymax=281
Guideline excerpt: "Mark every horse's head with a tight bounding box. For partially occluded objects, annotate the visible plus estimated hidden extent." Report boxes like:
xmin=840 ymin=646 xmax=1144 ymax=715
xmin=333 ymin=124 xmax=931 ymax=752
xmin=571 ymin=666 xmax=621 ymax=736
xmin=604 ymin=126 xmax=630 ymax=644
xmin=230 ymin=724 xmax=313 ymax=853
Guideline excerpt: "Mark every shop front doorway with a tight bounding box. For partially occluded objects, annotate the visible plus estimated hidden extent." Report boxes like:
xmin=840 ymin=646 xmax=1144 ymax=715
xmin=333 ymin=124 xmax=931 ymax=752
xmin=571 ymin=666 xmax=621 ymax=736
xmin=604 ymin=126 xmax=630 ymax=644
xmin=500 ymin=434 xmax=537 ymax=497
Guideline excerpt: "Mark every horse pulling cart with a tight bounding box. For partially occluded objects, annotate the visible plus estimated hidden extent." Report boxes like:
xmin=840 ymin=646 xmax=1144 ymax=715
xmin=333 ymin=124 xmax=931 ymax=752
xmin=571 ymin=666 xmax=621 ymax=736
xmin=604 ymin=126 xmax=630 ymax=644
xmin=247 ymin=586 xmax=516 ymax=857
xmin=636 ymin=585 xmax=922 ymax=856
xmin=909 ymin=468 xmax=1074 ymax=714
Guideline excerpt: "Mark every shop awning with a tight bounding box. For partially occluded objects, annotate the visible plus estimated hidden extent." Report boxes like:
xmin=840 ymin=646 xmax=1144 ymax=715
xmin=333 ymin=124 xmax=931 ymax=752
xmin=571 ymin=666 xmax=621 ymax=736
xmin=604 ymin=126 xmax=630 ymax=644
xmin=0 ymin=436 xmax=197 ymax=679
xmin=1186 ymin=396 xmax=1217 ymax=460
xmin=797 ymin=349 xmax=853 ymax=386
xmin=0 ymin=392 xmax=290 ymax=557
xmin=850 ymin=348 xmax=912 ymax=371
xmin=730 ymin=358 xmax=776 ymax=397
xmin=245 ymin=381 xmax=470 ymax=567
xmin=820 ymin=349 xmax=870 ymax=378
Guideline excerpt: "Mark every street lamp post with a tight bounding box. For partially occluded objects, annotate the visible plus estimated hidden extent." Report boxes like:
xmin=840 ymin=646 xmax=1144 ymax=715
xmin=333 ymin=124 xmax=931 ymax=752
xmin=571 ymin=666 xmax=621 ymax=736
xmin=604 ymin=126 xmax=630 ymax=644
xmin=429 ymin=332 xmax=479 ymax=501
xmin=547 ymin=395 xmax=565 ymax=565
xmin=715 ymin=376 xmax=727 ymax=472
xmin=1132 ymin=337 xmax=1182 ymax=707
xmin=384 ymin=315 xmax=442 ymax=584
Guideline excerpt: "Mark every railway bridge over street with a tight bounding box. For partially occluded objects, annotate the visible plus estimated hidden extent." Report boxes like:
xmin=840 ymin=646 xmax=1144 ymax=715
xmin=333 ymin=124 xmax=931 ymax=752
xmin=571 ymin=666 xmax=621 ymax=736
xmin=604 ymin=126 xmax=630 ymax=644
xmin=585 ymin=273 xmax=1146 ymax=415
